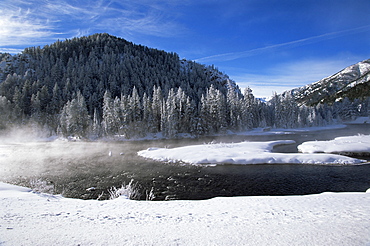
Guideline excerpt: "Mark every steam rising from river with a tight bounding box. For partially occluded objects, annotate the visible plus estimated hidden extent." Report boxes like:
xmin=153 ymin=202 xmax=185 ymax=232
xmin=0 ymin=126 xmax=139 ymax=181
xmin=1 ymin=124 xmax=369 ymax=200
xmin=0 ymin=124 xmax=51 ymax=143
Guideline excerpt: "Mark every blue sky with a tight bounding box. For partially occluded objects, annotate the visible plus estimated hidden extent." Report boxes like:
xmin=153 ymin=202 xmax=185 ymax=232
xmin=1 ymin=0 xmax=370 ymax=98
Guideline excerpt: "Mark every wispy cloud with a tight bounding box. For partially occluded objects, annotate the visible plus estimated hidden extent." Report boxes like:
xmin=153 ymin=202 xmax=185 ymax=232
xmin=195 ymin=25 xmax=370 ymax=63
xmin=0 ymin=48 xmax=25 ymax=54
xmin=0 ymin=0 xmax=186 ymax=51
xmin=0 ymin=3 xmax=58 ymax=47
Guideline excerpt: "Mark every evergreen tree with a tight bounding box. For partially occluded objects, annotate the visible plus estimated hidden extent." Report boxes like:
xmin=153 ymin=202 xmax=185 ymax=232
xmin=59 ymin=91 xmax=90 ymax=137
xmin=242 ymin=87 xmax=256 ymax=129
xmin=142 ymin=92 xmax=153 ymax=132
xmin=102 ymin=91 xmax=120 ymax=136
xmin=0 ymin=96 xmax=12 ymax=129
xmin=151 ymin=86 xmax=163 ymax=133
xmin=90 ymin=108 xmax=102 ymax=139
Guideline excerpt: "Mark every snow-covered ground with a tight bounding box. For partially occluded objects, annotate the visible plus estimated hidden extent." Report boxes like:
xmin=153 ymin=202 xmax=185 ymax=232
xmin=298 ymin=135 xmax=370 ymax=155
xmin=1 ymin=182 xmax=369 ymax=246
xmin=236 ymin=124 xmax=347 ymax=136
xmin=138 ymin=140 xmax=367 ymax=165
xmin=348 ymin=116 xmax=370 ymax=124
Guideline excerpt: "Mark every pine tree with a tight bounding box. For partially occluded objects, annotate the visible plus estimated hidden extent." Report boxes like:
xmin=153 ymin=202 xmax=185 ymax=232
xmin=12 ymin=87 xmax=23 ymax=122
xmin=151 ymin=86 xmax=163 ymax=133
xmin=226 ymin=83 xmax=239 ymax=130
xmin=142 ymin=92 xmax=153 ymax=133
xmin=102 ymin=91 xmax=120 ymax=136
xmin=163 ymin=88 xmax=178 ymax=138
xmin=198 ymin=94 xmax=209 ymax=135
xmin=59 ymin=91 xmax=90 ymax=137
xmin=30 ymin=94 xmax=41 ymax=122
xmin=21 ymin=80 xmax=32 ymax=116
xmin=90 ymin=108 xmax=102 ymax=139
xmin=0 ymin=96 xmax=12 ymax=129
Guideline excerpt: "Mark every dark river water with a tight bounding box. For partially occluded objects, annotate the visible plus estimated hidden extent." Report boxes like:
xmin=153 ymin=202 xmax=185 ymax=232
xmin=0 ymin=124 xmax=369 ymax=200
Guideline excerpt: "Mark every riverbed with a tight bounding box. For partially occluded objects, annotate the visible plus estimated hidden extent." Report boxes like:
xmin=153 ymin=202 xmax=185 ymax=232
xmin=0 ymin=124 xmax=369 ymax=200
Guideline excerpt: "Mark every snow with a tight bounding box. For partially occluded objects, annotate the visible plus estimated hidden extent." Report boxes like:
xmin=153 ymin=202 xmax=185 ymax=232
xmin=1 ymin=182 xmax=369 ymax=245
xmin=138 ymin=140 xmax=366 ymax=165
xmin=236 ymin=124 xmax=347 ymax=136
xmin=298 ymin=135 xmax=370 ymax=155
xmin=358 ymin=60 xmax=370 ymax=74
xmin=348 ymin=116 xmax=370 ymax=124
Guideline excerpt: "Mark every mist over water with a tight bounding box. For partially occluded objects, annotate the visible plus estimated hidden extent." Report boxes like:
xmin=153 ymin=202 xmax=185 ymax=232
xmin=0 ymin=124 xmax=369 ymax=200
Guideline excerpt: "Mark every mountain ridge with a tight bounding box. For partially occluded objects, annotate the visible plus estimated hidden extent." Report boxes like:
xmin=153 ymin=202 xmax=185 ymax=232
xmin=283 ymin=59 xmax=370 ymax=106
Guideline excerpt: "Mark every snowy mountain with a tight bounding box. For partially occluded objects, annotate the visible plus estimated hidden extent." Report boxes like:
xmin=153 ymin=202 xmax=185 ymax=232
xmin=284 ymin=59 xmax=370 ymax=106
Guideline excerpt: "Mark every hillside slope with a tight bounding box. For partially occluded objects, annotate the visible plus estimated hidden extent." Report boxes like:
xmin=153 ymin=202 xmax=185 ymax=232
xmin=0 ymin=33 xmax=237 ymax=108
xmin=284 ymin=59 xmax=370 ymax=105
xmin=0 ymin=34 xmax=246 ymax=137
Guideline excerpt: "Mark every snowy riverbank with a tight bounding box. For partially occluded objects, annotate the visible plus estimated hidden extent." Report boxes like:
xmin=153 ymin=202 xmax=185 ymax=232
xmin=138 ymin=138 xmax=368 ymax=165
xmin=298 ymin=134 xmax=370 ymax=156
xmin=1 ymin=182 xmax=370 ymax=246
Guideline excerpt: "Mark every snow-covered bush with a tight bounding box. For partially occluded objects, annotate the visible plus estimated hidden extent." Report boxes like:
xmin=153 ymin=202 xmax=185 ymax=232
xmin=108 ymin=180 xmax=156 ymax=201
xmin=29 ymin=179 xmax=55 ymax=194
xmin=108 ymin=179 xmax=141 ymax=200
xmin=146 ymin=187 xmax=155 ymax=201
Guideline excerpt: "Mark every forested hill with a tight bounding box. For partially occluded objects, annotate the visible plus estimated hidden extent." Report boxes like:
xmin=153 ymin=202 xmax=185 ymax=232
xmin=0 ymin=34 xmax=368 ymax=139
xmin=0 ymin=33 xmax=240 ymax=137
xmin=0 ymin=33 xmax=236 ymax=108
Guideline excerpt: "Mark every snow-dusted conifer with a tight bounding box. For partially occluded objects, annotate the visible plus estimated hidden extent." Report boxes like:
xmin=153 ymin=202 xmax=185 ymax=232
xmin=152 ymin=86 xmax=163 ymax=133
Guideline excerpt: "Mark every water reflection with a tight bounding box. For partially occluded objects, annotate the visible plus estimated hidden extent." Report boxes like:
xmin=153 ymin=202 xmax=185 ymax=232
xmin=0 ymin=124 xmax=369 ymax=200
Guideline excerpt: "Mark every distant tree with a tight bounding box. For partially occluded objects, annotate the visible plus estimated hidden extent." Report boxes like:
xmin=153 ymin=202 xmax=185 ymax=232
xmin=151 ymin=86 xmax=163 ymax=133
xmin=90 ymin=108 xmax=102 ymax=139
xmin=102 ymin=91 xmax=120 ymax=136
xmin=59 ymin=91 xmax=90 ymax=137
xmin=142 ymin=92 xmax=153 ymax=132
xmin=242 ymin=87 xmax=256 ymax=130
xmin=0 ymin=96 xmax=12 ymax=129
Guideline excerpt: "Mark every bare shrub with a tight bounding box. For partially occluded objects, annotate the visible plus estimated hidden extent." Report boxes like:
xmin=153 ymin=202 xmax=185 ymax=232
xmin=108 ymin=179 xmax=141 ymax=200
xmin=30 ymin=179 xmax=55 ymax=194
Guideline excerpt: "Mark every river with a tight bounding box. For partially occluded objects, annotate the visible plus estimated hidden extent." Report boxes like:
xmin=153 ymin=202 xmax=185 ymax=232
xmin=0 ymin=124 xmax=369 ymax=200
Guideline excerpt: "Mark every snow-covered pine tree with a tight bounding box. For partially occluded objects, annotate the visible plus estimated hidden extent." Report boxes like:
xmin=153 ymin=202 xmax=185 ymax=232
xmin=151 ymin=85 xmax=163 ymax=133
xmin=0 ymin=96 xmax=12 ymax=129
xmin=242 ymin=87 xmax=256 ymax=129
xmin=59 ymin=91 xmax=90 ymax=138
xmin=102 ymin=91 xmax=120 ymax=136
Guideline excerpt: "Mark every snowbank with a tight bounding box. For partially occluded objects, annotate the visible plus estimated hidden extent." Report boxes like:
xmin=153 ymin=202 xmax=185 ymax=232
xmin=138 ymin=140 xmax=366 ymax=165
xmin=1 ymin=182 xmax=369 ymax=245
xmin=347 ymin=116 xmax=370 ymax=124
xmin=298 ymin=135 xmax=370 ymax=155
xmin=237 ymin=124 xmax=347 ymax=136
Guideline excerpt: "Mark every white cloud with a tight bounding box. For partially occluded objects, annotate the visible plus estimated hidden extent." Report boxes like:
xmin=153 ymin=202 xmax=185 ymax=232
xmin=0 ymin=48 xmax=24 ymax=54
xmin=0 ymin=6 xmax=57 ymax=46
xmin=95 ymin=9 xmax=183 ymax=38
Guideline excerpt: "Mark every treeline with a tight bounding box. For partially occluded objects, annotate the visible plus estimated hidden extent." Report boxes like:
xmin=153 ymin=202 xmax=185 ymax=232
xmin=94 ymin=85 xmax=369 ymax=138
xmin=0 ymin=33 xmax=369 ymax=138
